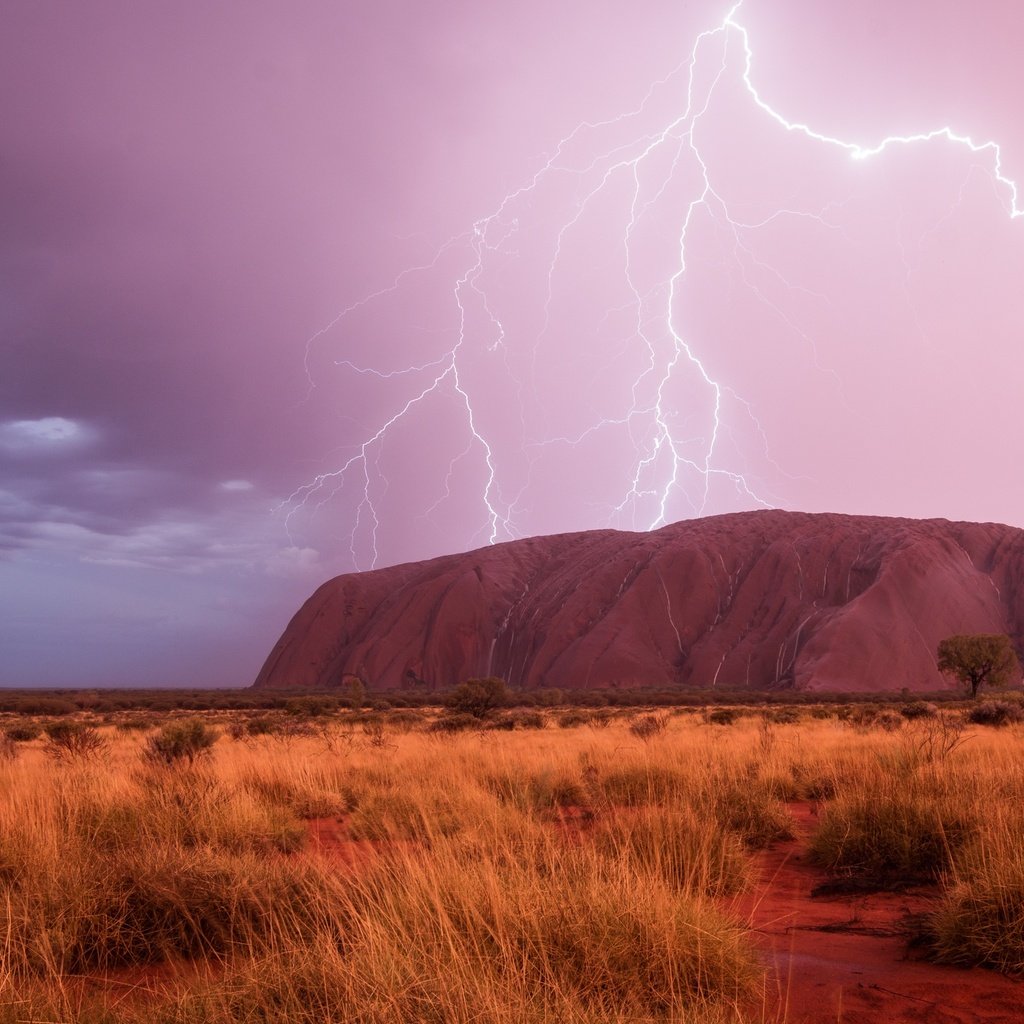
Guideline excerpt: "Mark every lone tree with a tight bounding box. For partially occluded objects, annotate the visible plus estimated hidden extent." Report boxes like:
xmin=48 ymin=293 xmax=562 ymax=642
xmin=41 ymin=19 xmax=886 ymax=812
xmin=937 ymin=634 xmax=1020 ymax=699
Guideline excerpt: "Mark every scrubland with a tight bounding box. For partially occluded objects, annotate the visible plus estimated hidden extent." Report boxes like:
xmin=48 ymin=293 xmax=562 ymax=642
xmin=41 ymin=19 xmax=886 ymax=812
xmin=0 ymin=701 xmax=1022 ymax=1022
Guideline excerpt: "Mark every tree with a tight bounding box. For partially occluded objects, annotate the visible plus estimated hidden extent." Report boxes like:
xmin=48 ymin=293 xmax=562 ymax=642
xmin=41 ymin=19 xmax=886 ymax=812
xmin=937 ymin=634 xmax=1020 ymax=699
xmin=342 ymin=675 xmax=366 ymax=709
xmin=446 ymin=677 xmax=508 ymax=719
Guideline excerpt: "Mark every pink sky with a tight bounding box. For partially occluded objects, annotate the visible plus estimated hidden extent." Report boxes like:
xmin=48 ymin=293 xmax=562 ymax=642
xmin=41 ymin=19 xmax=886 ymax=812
xmin=2 ymin=1 xmax=1023 ymax=685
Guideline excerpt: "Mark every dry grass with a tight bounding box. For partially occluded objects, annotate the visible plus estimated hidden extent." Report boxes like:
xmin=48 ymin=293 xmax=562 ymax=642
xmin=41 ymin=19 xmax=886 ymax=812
xmin=0 ymin=707 xmax=1023 ymax=1019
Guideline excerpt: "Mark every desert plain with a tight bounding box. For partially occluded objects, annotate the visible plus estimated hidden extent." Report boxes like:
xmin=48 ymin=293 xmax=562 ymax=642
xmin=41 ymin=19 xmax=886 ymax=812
xmin=1 ymin=696 xmax=1022 ymax=1023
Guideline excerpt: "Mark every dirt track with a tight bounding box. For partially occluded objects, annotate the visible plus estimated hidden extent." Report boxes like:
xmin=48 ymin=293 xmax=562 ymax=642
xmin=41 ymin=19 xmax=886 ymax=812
xmin=737 ymin=803 xmax=1023 ymax=1024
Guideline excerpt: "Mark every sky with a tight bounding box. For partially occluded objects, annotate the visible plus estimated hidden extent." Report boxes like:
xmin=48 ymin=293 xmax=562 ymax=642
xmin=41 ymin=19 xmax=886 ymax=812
xmin=2 ymin=1 xmax=1023 ymax=687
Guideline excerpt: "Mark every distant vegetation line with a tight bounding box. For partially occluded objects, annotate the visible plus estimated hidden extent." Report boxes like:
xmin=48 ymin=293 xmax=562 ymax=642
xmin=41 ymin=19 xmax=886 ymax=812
xmin=0 ymin=685 xmax=1005 ymax=716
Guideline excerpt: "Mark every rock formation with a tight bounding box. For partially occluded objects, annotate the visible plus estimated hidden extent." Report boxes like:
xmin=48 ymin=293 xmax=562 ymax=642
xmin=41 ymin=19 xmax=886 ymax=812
xmin=253 ymin=510 xmax=1024 ymax=693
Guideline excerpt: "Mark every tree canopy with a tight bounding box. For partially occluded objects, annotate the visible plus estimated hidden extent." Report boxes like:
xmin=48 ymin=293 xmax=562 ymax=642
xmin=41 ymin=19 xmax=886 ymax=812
xmin=936 ymin=634 xmax=1020 ymax=699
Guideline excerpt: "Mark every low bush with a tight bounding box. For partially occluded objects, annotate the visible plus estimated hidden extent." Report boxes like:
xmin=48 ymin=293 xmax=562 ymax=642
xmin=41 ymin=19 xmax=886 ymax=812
xmin=874 ymin=710 xmax=905 ymax=732
xmin=706 ymin=708 xmax=738 ymax=726
xmin=114 ymin=717 xmax=155 ymax=732
xmin=966 ymin=701 xmax=1024 ymax=727
xmin=427 ymin=713 xmax=480 ymax=734
xmin=900 ymin=700 xmax=938 ymax=720
xmin=145 ymin=719 xmax=218 ymax=766
xmin=628 ymin=713 xmax=670 ymax=741
xmin=556 ymin=710 xmax=594 ymax=729
xmin=383 ymin=709 xmax=423 ymax=732
xmin=446 ymin=677 xmax=508 ymax=719
xmin=488 ymin=710 xmax=546 ymax=731
xmin=4 ymin=723 xmax=40 ymax=742
xmin=285 ymin=696 xmax=338 ymax=718
xmin=43 ymin=722 xmax=107 ymax=761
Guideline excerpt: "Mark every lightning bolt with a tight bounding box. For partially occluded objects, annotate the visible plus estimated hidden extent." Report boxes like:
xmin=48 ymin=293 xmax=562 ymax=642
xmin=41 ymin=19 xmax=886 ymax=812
xmin=283 ymin=1 xmax=1021 ymax=571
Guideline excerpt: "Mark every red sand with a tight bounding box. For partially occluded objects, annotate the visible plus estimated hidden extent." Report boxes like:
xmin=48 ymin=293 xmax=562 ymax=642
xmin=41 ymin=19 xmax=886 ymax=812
xmin=736 ymin=803 xmax=1024 ymax=1023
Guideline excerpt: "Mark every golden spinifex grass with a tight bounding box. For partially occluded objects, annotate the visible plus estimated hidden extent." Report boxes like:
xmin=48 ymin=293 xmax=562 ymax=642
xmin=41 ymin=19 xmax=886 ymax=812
xmin=0 ymin=707 xmax=1023 ymax=1021
xmin=928 ymin=806 xmax=1024 ymax=974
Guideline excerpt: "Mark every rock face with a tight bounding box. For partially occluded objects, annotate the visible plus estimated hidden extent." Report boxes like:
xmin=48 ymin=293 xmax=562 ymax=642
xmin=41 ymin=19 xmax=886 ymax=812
xmin=253 ymin=510 xmax=1024 ymax=693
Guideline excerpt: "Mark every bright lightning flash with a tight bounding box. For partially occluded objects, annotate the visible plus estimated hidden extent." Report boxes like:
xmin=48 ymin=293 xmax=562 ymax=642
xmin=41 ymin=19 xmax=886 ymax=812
xmin=282 ymin=1 xmax=1021 ymax=571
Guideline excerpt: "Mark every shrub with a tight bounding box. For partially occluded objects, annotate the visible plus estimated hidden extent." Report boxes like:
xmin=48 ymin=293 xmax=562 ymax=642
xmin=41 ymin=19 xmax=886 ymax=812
xmin=706 ymin=708 xmax=737 ymax=726
xmin=966 ymin=701 xmax=1024 ymax=727
xmin=900 ymin=701 xmax=937 ymax=720
xmin=488 ymin=710 xmax=546 ymax=731
xmin=14 ymin=697 xmax=77 ymax=716
xmin=628 ymin=714 xmax=669 ymax=741
xmin=556 ymin=710 xmax=593 ymax=729
xmin=427 ymin=713 xmax=480 ymax=734
xmin=114 ymin=717 xmax=155 ymax=732
xmin=4 ymin=723 xmax=40 ymax=742
xmin=285 ymin=696 xmax=338 ymax=718
xmin=446 ymin=677 xmax=508 ymax=719
xmin=361 ymin=719 xmax=388 ymax=748
xmin=43 ymin=722 xmax=108 ymax=761
xmin=342 ymin=677 xmax=366 ymax=709
xmin=383 ymin=709 xmax=423 ymax=732
xmin=245 ymin=715 xmax=280 ymax=736
xmin=145 ymin=719 xmax=218 ymax=766
xmin=874 ymin=710 xmax=905 ymax=732
xmin=533 ymin=688 xmax=565 ymax=707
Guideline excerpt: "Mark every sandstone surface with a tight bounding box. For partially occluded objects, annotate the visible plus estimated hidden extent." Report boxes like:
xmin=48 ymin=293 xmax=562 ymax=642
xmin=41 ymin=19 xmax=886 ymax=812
xmin=254 ymin=511 xmax=1024 ymax=693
